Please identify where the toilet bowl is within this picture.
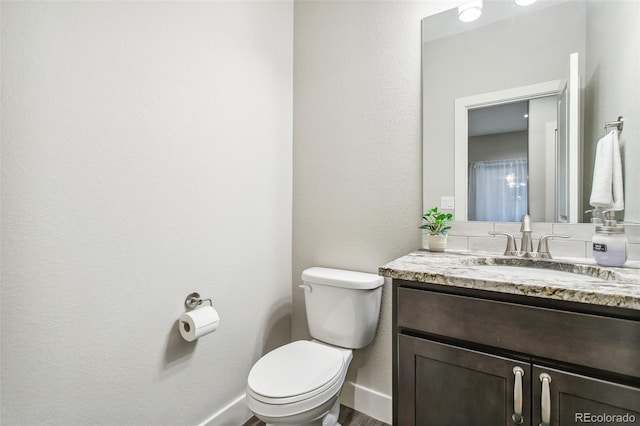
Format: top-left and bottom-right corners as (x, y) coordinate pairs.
(246, 267), (384, 426)
(246, 340), (353, 425)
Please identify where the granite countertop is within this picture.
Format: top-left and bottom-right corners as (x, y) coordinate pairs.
(379, 250), (640, 310)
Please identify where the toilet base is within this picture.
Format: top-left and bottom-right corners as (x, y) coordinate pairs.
(262, 396), (341, 426)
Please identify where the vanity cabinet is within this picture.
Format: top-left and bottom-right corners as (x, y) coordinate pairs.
(393, 281), (640, 426)
(399, 335), (532, 425)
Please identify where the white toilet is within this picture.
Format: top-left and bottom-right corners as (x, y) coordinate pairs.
(246, 267), (384, 426)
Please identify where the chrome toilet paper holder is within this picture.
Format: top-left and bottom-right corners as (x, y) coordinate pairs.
(184, 292), (213, 310)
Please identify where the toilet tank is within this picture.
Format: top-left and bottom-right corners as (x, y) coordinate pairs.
(300, 267), (384, 349)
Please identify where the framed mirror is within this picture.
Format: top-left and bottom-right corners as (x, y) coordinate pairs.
(422, 0), (639, 223)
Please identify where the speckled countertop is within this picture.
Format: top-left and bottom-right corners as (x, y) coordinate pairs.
(379, 250), (640, 310)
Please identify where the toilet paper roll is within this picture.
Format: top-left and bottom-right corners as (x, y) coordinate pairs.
(179, 306), (220, 342)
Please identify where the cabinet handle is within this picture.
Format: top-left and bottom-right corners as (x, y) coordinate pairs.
(512, 366), (524, 424)
(539, 373), (552, 426)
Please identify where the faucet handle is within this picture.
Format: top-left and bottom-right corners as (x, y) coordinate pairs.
(536, 234), (570, 259)
(489, 232), (518, 256)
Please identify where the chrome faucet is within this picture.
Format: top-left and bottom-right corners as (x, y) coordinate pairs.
(488, 231), (519, 256)
(489, 214), (570, 259)
(520, 214), (534, 256)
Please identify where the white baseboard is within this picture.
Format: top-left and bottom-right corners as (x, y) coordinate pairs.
(198, 393), (253, 426)
(198, 383), (391, 426)
(339, 381), (392, 425)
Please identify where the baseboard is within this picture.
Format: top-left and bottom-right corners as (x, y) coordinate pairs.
(339, 381), (392, 424)
(198, 393), (253, 426)
(198, 383), (392, 426)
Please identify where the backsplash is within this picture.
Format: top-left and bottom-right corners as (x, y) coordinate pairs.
(444, 221), (640, 262)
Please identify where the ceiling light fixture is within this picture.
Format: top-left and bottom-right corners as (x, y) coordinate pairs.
(515, 0), (537, 6)
(458, 0), (483, 23)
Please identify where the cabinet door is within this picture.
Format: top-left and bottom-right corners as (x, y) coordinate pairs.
(532, 365), (640, 426)
(398, 334), (531, 426)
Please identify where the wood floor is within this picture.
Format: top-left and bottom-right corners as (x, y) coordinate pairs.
(242, 404), (390, 426)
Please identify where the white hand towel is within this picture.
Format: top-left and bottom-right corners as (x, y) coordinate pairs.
(610, 130), (625, 211)
(589, 130), (624, 211)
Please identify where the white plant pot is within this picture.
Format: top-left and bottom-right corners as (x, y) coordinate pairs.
(421, 232), (430, 250)
(427, 234), (447, 252)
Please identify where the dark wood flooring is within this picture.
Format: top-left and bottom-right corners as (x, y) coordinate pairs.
(242, 404), (389, 426)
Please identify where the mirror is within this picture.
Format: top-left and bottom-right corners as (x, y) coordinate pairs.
(422, 0), (639, 223)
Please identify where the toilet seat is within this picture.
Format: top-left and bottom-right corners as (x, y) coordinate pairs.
(247, 341), (345, 405)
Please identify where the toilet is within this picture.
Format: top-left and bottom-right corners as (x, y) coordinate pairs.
(246, 267), (384, 426)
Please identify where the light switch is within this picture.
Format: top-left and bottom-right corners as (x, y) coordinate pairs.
(440, 196), (455, 209)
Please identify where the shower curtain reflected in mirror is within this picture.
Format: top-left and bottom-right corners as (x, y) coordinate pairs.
(468, 159), (528, 222)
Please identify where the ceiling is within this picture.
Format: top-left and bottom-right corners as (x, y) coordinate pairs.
(468, 101), (529, 137)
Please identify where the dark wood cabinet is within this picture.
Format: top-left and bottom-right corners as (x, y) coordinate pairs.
(531, 366), (640, 426)
(399, 335), (531, 426)
(393, 280), (640, 426)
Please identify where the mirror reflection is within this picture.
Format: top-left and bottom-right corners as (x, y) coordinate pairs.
(422, 0), (639, 223)
(467, 100), (531, 222)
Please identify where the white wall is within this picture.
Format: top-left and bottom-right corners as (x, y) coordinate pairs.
(1, 2), (292, 425)
(292, 1), (454, 423)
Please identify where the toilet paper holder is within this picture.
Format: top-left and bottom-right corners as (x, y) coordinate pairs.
(184, 292), (213, 310)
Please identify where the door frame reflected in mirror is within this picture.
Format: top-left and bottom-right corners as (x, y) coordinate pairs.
(454, 73), (580, 223)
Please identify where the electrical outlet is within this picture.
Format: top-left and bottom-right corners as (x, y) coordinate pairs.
(440, 196), (455, 209)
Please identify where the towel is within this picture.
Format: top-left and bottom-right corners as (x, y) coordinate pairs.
(589, 130), (624, 211)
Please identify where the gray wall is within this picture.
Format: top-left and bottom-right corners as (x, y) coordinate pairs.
(468, 132), (528, 162)
(1, 2), (293, 424)
(584, 0), (640, 223)
(528, 96), (559, 222)
(293, 1), (449, 421)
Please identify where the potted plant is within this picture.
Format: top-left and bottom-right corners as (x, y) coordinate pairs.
(419, 207), (453, 251)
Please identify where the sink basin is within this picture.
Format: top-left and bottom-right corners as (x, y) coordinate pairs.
(473, 264), (595, 281)
(461, 257), (623, 282)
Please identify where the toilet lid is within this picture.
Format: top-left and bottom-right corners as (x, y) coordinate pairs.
(248, 341), (344, 399)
